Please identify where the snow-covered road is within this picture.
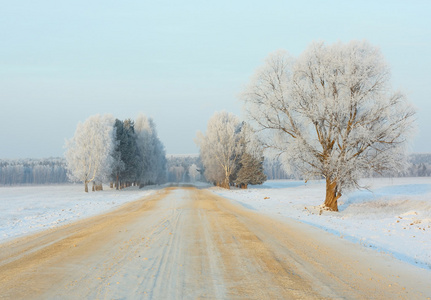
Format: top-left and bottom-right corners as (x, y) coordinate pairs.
(1, 187), (430, 299)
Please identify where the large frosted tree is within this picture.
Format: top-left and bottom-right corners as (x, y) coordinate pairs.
(196, 111), (242, 189)
(65, 114), (116, 192)
(242, 41), (415, 211)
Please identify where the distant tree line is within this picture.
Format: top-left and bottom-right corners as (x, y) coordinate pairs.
(263, 158), (293, 180)
(0, 158), (67, 185)
(1, 153), (430, 186)
(65, 114), (167, 192)
(263, 153), (431, 180)
(396, 153), (431, 177)
(166, 155), (203, 183)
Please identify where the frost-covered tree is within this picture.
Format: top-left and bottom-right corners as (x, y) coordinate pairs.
(263, 157), (292, 180)
(166, 155), (201, 183)
(135, 113), (167, 186)
(0, 158), (68, 185)
(242, 41), (415, 211)
(227, 122), (267, 188)
(188, 163), (200, 182)
(196, 111), (242, 189)
(65, 114), (115, 192)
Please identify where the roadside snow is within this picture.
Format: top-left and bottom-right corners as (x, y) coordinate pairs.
(0, 184), (157, 242)
(212, 177), (431, 269)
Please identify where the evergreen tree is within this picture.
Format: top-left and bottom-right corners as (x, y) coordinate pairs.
(111, 119), (126, 189)
(236, 153), (267, 189)
(111, 119), (139, 188)
(121, 119), (139, 186)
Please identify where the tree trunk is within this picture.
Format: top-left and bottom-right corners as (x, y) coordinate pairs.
(85, 181), (89, 193)
(92, 182), (95, 192)
(324, 178), (341, 211)
(221, 177), (230, 189)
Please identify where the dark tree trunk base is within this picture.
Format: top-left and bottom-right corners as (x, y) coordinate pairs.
(324, 178), (341, 212)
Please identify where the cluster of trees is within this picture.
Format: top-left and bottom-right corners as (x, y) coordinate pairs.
(65, 114), (167, 192)
(0, 158), (67, 185)
(196, 111), (266, 189)
(166, 155), (202, 183)
(400, 154), (431, 177)
(405, 163), (430, 177)
(263, 158), (294, 180)
(241, 40), (415, 211)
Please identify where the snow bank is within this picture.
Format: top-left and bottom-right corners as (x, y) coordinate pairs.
(211, 177), (431, 269)
(0, 184), (158, 242)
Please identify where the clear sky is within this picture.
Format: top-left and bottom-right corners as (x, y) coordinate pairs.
(1, 0), (430, 158)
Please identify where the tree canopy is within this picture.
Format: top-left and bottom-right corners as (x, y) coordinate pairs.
(65, 113), (167, 192)
(65, 114), (116, 192)
(242, 40), (415, 211)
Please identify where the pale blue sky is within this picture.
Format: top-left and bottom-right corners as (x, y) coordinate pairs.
(1, 0), (430, 158)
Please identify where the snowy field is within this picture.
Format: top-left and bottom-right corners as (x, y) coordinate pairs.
(0, 184), (158, 242)
(212, 177), (431, 270)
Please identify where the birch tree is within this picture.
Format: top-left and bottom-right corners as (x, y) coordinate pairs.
(196, 111), (242, 189)
(242, 41), (415, 211)
(65, 114), (115, 192)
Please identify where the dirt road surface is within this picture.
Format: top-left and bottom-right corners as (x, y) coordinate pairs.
(1, 187), (430, 299)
